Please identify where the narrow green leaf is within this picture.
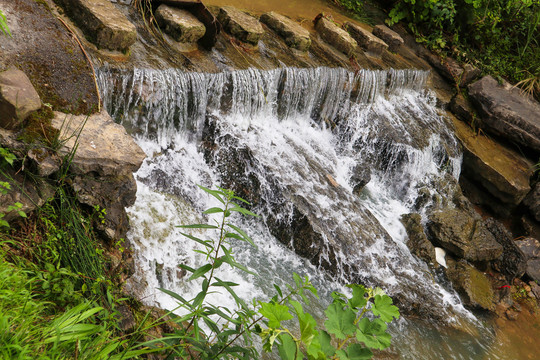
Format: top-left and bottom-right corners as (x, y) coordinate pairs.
(179, 232), (212, 247)
(197, 184), (225, 204)
(189, 264), (212, 281)
(159, 288), (191, 307)
(229, 205), (259, 217)
(274, 284), (283, 298)
(227, 223), (256, 246)
(203, 207), (224, 214)
(177, 224), (219, 229)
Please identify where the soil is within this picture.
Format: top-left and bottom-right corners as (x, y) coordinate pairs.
(0, 0), (99, 114)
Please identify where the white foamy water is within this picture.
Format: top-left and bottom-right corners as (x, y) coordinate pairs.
(98, 66), (499, 359)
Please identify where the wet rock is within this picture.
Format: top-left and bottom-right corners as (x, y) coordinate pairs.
(260, 12), (311, 51)
(484, 218), (527, 281)
(55, 0), (137, 51)
(524, 183), (540, 222)
(116, 305), (137, 333)
(372, 25), (403, 52)
(350, 163), (371, 195)
(452, 116), (532, 206)
(217, 6), (264, 45)
(468, 76), (540, 154)
(505, 308), (519, 320)
(315, 16), (357, 56)
(343, 22), (388, 57)
(461, 64), (482, 86)
(446, 258), (496, 311)
(51, 110), (146, 240)
(530, 281), (540, 299)
(155, 5), (206, 43)
(449, 93), (475, 124)
(427, 208), (503, 262)
(515, 237), (540, 282)
(0, 67), (41, 130)
(401, 213), (437, 266)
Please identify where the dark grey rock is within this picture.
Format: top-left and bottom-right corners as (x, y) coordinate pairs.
(350, 164), (371, 195)
(524, 183), (540, 222)
(401, 213), (437, 266)
(0, 67), (41, 130)
(485, 218), (527, 281)
(515, 237), (540, 282)
(450, 93), (475, 124)
(468, 76), (540, 154)
(427, 208), (503, 262)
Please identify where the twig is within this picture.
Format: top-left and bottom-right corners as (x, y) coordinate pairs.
(55, 16), (101, 112)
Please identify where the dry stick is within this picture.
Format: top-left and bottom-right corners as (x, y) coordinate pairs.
(56, 16), (101, 112)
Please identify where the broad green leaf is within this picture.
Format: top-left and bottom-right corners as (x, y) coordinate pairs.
(336, 349), (349, 360)
(324, 302), (356, 340)
(189, 264), (212, 281)
(372, 295), (400, 322)
(262, 329), (281, 353)
(318, 330), (335, 357)
(356, 318), (391, 350)
(277, 334), (302, 360)
(290, 300), (318, 347)
(346, 344), (373, 360)
(347, 284), (367, 309)
(259, 302), (293, 329)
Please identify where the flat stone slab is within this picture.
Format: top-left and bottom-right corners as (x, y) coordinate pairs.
(452, 116), (532, 206)
(56, 0), (136, 51)
(260, 12), (311, 51)
(217, 6), (264, 45)
(469, 76), (540, 154)
(372, 25), (403, 52)
(155, 5), (206, 43)
(315, 17), (357, 56)
(343, 22), (387, 56)
(0, 67), (41, 130)
(52, 110), (145, 177)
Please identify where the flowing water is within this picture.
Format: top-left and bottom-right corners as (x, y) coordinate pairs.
(97, 66), (513, 359)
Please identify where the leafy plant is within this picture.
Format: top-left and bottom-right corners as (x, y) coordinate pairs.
(0, 9), (10, 37)
(154, 185), (399, 359)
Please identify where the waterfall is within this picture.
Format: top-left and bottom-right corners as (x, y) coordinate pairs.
(97, 65), (499, 359)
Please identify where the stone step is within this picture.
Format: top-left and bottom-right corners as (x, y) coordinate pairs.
(372, 24), (403, 52)
(343, 22), (387, 57)
(452, 115), (532, 207)
(217, 6), (264, 45)
(260, 12), (310, 51)
(155, 5), (206, 43)
(56, 0), (136, 51)
(315, 16), (357, 56)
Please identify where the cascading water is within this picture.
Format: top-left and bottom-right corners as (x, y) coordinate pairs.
(97, 66), (501, 358)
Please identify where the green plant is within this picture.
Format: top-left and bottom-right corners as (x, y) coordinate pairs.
(0, 9), (10, 37)
(153, 185), (399, 359)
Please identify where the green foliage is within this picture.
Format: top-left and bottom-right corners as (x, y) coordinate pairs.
(386, 0), (540, 98)
(333, 0), (374, 24)
(0, 9), (10, 37)
(154, 186), (399, 359)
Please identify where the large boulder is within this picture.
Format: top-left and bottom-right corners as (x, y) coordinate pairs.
(468, 76), (540, 154)
(515, 238), (540, 282)
(452, 116), (532, 207)
(343, 22), (388, 57)
(427, 208), (503, 262)
(0, 67), (41, 130)
(51, 110), (146, 240)
(446, 258), (496, 311)
(260, 12), (311, 51)
(155, 5), (206, 43)
(55, 0), (137, 51)
(315, 16), (357, 56)
(217, 6), (264, 45)
(523, 183), (540, 222)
